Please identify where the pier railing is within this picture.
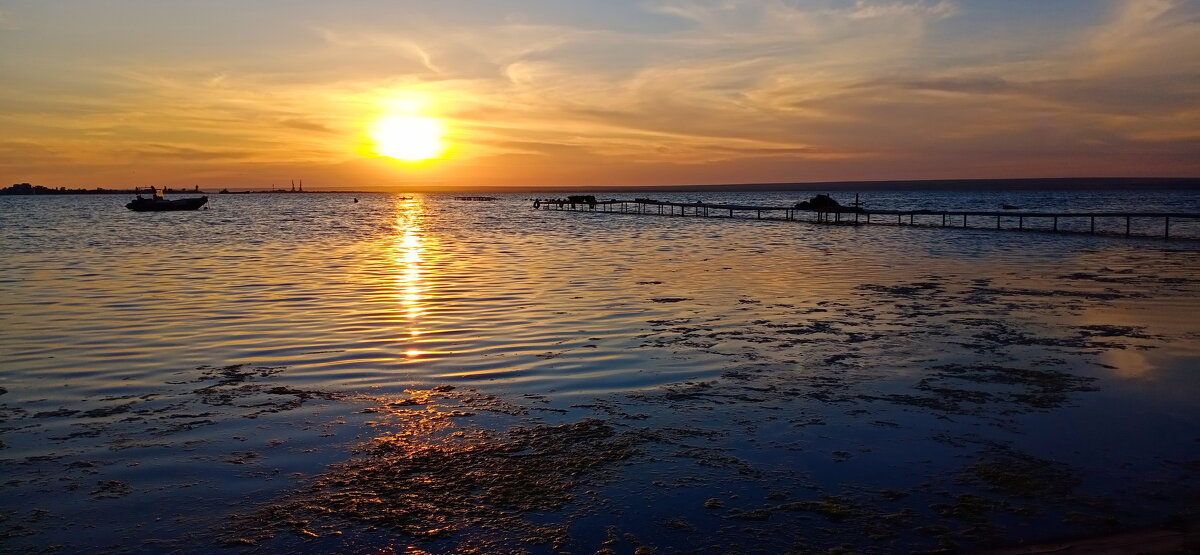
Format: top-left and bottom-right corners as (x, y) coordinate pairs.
(532, 198), (1200, 240)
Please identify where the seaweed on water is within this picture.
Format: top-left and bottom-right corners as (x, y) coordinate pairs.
(90, 480), (134, 499)
(858, 282), (945, 297)
(929, 364), (1099, 409)
(1075, 324), (1158, 340)
(958, 451), (1081, 498)
(863, 364), (1098, 416)
(969, 286), (1136, 302)
(221, 397), (645, 550)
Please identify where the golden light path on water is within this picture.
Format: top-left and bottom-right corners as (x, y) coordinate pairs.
(392, 197), (433, 359)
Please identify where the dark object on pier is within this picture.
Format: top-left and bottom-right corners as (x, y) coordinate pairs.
(567, 195), (598, 207)
(1001, 204), (1020, 210)
(795, 194), (858, 212)
(126, 196), (208, 211)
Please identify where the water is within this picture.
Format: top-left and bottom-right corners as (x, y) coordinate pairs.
(1, 190), (1199, 552)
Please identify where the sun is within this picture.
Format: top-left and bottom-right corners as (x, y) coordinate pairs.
(370, 115), (446, 161)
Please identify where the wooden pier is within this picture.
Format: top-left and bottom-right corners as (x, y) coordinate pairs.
(532, 198), (1200, 240)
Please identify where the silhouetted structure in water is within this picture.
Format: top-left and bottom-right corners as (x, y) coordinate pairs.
(795, 194), (860, 212)
(534, 197), (1200, 240)
(127, 186), (208, 211)
(567, 195), (598, 207)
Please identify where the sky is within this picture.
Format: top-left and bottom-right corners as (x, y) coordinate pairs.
(1, 0), (1198, 190)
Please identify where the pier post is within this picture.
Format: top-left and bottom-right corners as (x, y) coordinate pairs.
(1053, 216), (1058, 232)
(996, 215), (1001, 230)
(963, 214), (967, 228)
(1165, 216), (1170, 240)
(897, 214), (902, 225)
(942, 214), (946, 227)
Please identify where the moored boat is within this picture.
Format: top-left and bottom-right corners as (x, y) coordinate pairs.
(126, 196), (208, 211)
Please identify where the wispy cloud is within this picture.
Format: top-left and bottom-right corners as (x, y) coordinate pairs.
(849, 0), (958, 20)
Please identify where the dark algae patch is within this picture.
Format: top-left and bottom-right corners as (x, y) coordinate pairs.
(960, 452), (1080, 498)
(863, 363), (1099, 415)
(222, 389), (645, 552)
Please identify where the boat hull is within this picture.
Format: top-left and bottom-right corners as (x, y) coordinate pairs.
(126, 196), (208, 212)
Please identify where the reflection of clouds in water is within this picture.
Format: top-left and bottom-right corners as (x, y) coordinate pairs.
(1077, 301), (1198, 380)
(1100, 348), (1156, 379)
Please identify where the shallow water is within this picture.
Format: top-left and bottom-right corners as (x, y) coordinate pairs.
(1, 191), (1199, 553)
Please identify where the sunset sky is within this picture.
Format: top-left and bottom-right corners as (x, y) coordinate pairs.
(1, 0), (1197, 190)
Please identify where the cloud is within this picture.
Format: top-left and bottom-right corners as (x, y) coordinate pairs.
(124, 144), (257, 161)
(849, 0), (958, 21)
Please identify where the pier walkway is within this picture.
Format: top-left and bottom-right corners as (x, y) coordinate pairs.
(533, 198), (1200, 240)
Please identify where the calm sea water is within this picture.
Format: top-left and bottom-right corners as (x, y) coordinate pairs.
(2, 190), (1199, 552)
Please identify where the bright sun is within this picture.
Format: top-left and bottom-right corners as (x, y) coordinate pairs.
(370, 115), (446, 161)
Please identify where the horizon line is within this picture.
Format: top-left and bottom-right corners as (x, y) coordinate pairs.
(190, 176), (1200, 193)
(7, 176), (1200, 195)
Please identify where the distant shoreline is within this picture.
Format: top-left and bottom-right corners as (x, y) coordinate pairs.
(591, 177), (1200, 193)
(481, 176), (1200, 193)
(3, 177), (1198, 195)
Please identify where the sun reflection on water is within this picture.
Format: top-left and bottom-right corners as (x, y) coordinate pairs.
(390, 197), (431, 357)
